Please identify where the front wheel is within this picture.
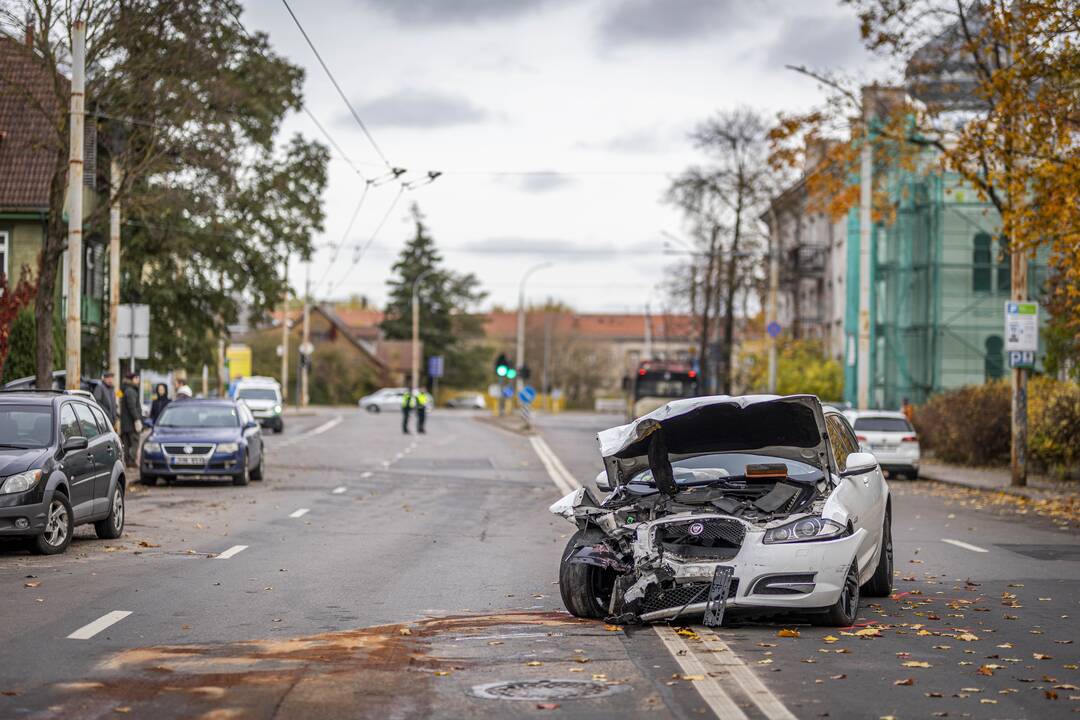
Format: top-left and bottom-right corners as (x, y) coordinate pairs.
(558, 529), (616, 619)
(233, 456), (251, 486)
(815, 560), (861, 627)
(31, 492), (74, 555)
(250, 454), (264, 481)
(94, 484), (125, 539)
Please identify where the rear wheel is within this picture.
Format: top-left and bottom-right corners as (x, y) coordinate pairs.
(94, 484), (125, 540)
(559, 529), (616, 619)
(862, 505), (893, 597)
(140, 473), (158, 486)
(367, 405), (380, 414)
(31, 492), (74, 555)
(815, 560), (860, 627)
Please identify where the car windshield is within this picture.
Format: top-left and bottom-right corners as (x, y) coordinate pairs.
(156, 404), (239, 428)
(237, 388), (278, 401)
(853, 417), (913, 432)
(0, 405), (53, 448)
(630, 452), (821, 486)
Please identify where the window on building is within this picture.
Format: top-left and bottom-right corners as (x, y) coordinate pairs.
(0, 230), (8, 280)
(985, 335), (1004, 380)
(997, 236), (1011, 293)
(972, 233), (992, 292)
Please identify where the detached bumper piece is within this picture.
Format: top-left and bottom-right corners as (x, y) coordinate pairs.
(703, 565), (734, 627)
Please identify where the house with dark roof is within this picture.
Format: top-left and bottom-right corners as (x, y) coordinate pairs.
(0, 31), (106, 336)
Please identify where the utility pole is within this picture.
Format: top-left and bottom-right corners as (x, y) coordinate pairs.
(411, 269), (434, 391)
(108, 158), (121, 384)
(767, 208), (779, 394)
(856, 88), (874, 410)
(1010, 253), (1029, 486)
(64, 21), (86, 390)
(516, 263), (551, 394)
(300, 262), (311, 407)
(280, 256), (289, 402)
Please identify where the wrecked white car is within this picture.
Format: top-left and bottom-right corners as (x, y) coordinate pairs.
(551, 394), (892, 627)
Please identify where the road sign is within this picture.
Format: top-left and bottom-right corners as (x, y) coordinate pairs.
(1008, 350), (1035, 369)
(501, 385), (514, 399)
(117, 304), (149, 359)
(428, 355), (444, 378)
(518, 385), (536, 405)
(1004, 301), (1038, 352)
(766, 321), (781, 339)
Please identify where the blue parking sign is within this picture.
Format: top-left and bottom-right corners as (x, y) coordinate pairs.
(518, 386), (536, 405)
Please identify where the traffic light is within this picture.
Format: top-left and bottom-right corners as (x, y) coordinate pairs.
(519, 365), (531, 381)
(495, 353), (510, 377)
(506, 367), (517, 380)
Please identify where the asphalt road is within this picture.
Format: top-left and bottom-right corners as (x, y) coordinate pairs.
(0, 407), (1077, 719)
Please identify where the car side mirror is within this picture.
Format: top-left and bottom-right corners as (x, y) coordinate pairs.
(244, 420), (258, 430)
(143, 417), (154, 429)
(842, 451), (878, 476)
(594, 469), (612, 492)
(62, 436), (89, 453)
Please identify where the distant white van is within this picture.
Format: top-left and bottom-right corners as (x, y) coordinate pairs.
(233, 376), (284, 433)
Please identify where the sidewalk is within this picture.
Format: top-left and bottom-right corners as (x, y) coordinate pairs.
(919, 460), (1079, 500)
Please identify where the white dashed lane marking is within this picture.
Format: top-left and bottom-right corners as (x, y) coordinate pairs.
(331, 486), (347, 495)
(942, 538), (989, 553)
(289, 508), (310, 518)
(275, 415), (343, 448)
(67, 611), (132, 640)
(360, 471), (372, 479)
(215, 544), (248, 560)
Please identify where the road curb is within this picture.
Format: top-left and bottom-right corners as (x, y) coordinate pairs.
(473, 414), (536, 437)
(919, 471), (1079, 501)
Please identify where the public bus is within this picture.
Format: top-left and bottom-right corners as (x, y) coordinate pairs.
(625, 360), (699, 420)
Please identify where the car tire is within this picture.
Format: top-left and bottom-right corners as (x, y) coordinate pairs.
(250, 454), (264, 481)
(815, 560), (860, 627)
(140, 473), (157, 486)
(94, 484), (125, 540)
(907, 470), (919, 480)
(367, 405), (380, 414)
(273, 423), (283, 434)
(862, 506), (893, 597)
(233, 457), (251, 486)
(558, 529), (616, 619)
(30, 491), (74, 555)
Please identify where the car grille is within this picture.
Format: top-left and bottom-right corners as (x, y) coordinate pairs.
(163, 444), (214, 455)
(642, 579), (740, 614)
(654, 519), (746, 560)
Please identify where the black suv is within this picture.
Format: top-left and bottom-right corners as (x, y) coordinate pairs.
(0, 391), (126, 554)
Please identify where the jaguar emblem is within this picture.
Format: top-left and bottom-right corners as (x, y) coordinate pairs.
(688, 522), (705, 536)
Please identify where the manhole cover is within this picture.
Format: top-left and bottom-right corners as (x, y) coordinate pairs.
(469, 679), (627, 701)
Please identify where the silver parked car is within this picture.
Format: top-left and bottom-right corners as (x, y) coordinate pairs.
(358, 387), (408, 413)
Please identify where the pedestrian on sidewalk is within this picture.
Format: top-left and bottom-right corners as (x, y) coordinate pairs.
(150, 383), (170, 422)
(93, 371), (118, 429)
(120, 372), (143, 467)
(401, 389), (414, 434)
(416, 389), (430, 434)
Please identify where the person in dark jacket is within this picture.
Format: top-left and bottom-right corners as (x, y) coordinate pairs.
(92, 371), (118, 429)
(149, 383), (170, 422)
(120, 373), (143, 466)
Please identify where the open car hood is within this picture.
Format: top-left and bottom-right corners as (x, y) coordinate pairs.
(598, 394), (831, 488)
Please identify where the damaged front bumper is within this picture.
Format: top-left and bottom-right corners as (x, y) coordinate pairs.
(627, 519), (865, 622)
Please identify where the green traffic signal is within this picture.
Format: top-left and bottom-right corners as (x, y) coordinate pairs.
(496, 366), (508, 377)
(506, 368), (517, 379)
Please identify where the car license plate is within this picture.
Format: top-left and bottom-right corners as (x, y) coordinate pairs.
(172, 456), (204, 466)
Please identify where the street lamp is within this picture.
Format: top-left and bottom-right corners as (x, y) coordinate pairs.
(515, 262), (552, 393)
(411, 269), (435, 391)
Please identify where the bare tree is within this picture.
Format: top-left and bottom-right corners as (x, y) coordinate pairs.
(666, 108), (775, 393)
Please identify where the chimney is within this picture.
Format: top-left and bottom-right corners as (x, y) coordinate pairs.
(24, 13), (33, 47)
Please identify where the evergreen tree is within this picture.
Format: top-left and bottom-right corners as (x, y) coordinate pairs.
(381, 204), (488, 389)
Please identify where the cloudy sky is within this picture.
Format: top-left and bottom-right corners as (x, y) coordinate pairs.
(239, 0), (884, 313)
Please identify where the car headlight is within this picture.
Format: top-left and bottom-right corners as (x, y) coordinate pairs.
(273, 404), (282, 414)
(0, 469), (43, 494)
(763, 517), (848, 544)
(217, 442), (240, 454)
(143, 441), (161, 453)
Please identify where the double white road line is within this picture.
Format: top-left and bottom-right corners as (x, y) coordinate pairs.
(528, 431), (796, 720)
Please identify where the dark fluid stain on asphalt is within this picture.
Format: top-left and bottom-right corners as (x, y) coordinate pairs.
(37, 611), (588, 720)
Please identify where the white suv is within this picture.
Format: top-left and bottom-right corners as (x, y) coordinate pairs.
(233, 378), (284, 433)
(844, 410), (920, 479)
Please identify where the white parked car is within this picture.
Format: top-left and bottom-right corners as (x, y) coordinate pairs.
(446, 393), (486, 410)
(358, 387), (407, 413)
(843, 410), (920, 479)
(552, 394), (891, 627)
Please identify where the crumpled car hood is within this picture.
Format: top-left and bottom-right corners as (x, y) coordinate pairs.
(598, 394), (830, 487)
